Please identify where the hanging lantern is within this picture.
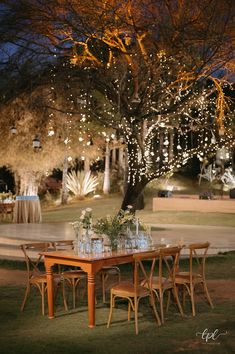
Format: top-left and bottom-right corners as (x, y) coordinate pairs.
(10, 126), (17, 134)
(32, 136), (41, 150)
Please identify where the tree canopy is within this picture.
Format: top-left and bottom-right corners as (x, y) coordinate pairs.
(0, 0), (234, 207)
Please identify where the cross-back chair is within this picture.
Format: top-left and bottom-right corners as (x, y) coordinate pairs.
(175, 242), (214, 316)
(107, 251), (161, 335)
(52, 240), (87, 310)
(20, 242), (63, 315)
(99, 266), (121, 303)
(142, 246), (184, 324)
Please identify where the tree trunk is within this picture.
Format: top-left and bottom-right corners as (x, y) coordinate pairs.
(121, 176), (149, 211)
(112, 147), (116, 166)
(61, 155), (68, 205)
(118, 146), (125, 168)
(19, 171), (40, 196)
(84, 157), (90, 173)
(103, 142), (110, 194)
(14, 171), (20, 195)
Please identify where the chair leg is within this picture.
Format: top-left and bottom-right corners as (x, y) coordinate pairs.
(101, 273), (108, 303)
(134, 297), (139, 335)
(72, 279), (76, 309)
(202, 281), (214, 308)
(182, 286), (187, 308)
(21, 283), (31, 311)
(159, 290), (165, 324)
(150, 292), (161, 326)
(190, 283), (196, 316)
(62, 281), (68, 312)
(41, 283), (45, 316)
(128, 302), (131, 321)
(172, 285), (184, 317)
(107, 292), (114, 328)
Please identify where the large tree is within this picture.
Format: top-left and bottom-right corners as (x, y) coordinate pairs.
(0, 0), (234, 209)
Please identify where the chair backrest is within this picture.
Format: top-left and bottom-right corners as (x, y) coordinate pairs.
(133, 247), (182, 292)
(52, 240), (74, 251)
(20, 242), (51, 279)
(158, 246), (182, 285)
(188, 242), (210, 279)
(133, 251), (159, 294)
(52, 240), (75, 273)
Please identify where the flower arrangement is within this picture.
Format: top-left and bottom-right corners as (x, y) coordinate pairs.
(79, 207), (92, 229)
(93, 214), (123, 249)
(70, 207), (93, 237)
(118, 205), (135, 228)
(93, 205), (137, 249)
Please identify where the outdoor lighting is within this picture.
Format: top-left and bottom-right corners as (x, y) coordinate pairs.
(10, 126), (17, 134)
(32, 136), (41, 151)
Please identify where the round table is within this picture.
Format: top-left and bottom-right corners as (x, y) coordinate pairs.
(13, 196), (42, 223)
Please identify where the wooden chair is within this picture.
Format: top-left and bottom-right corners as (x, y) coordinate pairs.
(141, 246), (184, 324)
(99, 266), (121, 303)
(52, 240), (87, 310)
(0, 203), (14, 221)
(20, 242), (63, 315)
(107, 251), (161, 335)
(175, 242), (214, 316)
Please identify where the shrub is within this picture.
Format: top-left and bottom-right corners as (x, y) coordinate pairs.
(66, 170), (98, 199)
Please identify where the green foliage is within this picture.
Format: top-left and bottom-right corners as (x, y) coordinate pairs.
(93, 206), (136, 248)
(66, 170), (99, 199)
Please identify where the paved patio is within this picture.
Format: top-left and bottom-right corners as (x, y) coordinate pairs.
(0, 222), (234, 259)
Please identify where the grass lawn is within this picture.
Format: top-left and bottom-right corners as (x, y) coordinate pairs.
(0, 191), (234, 353)
(0, 252), (235, 354)
(41, 194), (235, 227)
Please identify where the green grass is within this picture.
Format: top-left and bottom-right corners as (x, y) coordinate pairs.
(40, 194), (235, 227)
(0, 288), (234, 354)
(0, 253), (235, 354)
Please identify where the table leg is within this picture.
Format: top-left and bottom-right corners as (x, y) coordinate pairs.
(45, 263), (54, 319)
(87, 273), (95, 328)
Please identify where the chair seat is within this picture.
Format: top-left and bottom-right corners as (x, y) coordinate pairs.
(175, 272), (203, 284)
(30, 273), (61, 284)
(100, 266), (120, 275)
(30, 274), (47, 284)
(62, 270), (87, 279)
(141, 276), (172, 290)
(112, 281), (149, 297)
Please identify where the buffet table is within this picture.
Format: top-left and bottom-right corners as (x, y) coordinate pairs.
(13, 195), (42, 223)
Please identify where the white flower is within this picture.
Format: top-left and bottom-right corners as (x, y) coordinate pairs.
(80, 215), (85, 220)
(81, 210), (86, 215)
(86, 207), (92, 212)
(127, 205), (133, 209)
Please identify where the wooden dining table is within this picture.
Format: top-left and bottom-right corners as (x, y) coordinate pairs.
(42, 247), (153, 328)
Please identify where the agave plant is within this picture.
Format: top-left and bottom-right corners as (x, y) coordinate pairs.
(66, 170), (99, 198)
(221, 168), (235, 190)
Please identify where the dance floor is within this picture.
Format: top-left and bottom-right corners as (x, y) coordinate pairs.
(0, 222), (234, 259)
